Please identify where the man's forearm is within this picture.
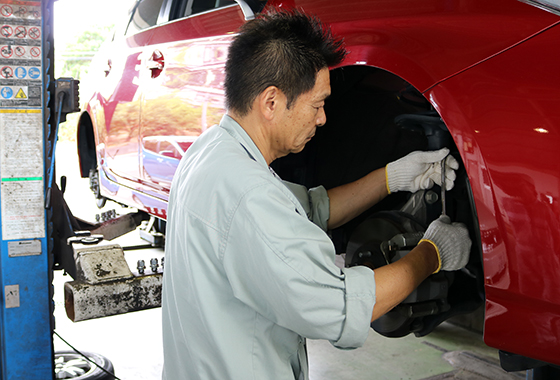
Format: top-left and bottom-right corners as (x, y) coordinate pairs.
(370, 241), (439, 321)
(326, 167), (388, 229)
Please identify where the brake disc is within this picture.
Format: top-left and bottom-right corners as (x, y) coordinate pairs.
(344, 211), (452, 338)
(345, 211), (424, 268)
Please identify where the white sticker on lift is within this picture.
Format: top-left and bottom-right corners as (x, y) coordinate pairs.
(0, 109), (42, 177)
(0, 109), (44, 240)
(5, 284), (20, 308)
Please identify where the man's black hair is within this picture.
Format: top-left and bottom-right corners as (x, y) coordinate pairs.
(225, 8), (346, 116)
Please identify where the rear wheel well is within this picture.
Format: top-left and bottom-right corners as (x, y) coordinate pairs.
(77, 112), (97, 178)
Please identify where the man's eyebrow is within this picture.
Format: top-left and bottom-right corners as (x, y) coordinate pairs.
(317, 92), (331, 102)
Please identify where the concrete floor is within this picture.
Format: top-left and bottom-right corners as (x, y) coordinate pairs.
(54, 265), (526, 380)
(53, 142), (527, 379)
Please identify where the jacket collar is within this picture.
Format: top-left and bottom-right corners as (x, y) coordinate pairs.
(219, 114), (269, 168)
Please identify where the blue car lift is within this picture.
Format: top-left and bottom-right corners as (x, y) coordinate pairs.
(0, 0), (55, 377)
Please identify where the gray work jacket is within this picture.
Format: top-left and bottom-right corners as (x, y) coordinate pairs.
(162, 115), (376, 380)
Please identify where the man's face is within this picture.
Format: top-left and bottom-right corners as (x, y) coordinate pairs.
(273, 68), (330, 158)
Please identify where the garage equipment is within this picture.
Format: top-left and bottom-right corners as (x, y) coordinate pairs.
(64, 239), (163, 322)
(0, 1), (150, 377)
(0, 1), (54, 378)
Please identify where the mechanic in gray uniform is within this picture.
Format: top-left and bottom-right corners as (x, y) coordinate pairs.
(162, 9), (471, 380)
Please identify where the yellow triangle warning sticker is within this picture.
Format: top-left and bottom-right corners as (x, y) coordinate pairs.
(15, 88), (27, 99)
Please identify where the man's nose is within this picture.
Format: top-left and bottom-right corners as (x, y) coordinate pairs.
(316, 107), (327, 127)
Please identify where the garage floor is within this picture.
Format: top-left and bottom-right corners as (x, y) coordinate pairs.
(54, 142), (527, 380)
(53, 266), (526, 380)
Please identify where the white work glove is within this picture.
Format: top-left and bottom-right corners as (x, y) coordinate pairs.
(420, 215), (471, 273)
(385, 148), (459, 194)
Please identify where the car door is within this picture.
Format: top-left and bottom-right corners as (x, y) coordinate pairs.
(137, 0), (249, 199)
(96, 0), (165, 186)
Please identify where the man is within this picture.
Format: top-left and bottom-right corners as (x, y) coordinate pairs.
(162, 9), (471, 380)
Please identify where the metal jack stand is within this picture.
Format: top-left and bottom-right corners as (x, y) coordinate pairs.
(139, 215), (165, 247)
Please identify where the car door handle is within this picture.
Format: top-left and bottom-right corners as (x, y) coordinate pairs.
(146, 60), (163, 70)
(147, 50), (164, 78)
(104, 59), (112, 77)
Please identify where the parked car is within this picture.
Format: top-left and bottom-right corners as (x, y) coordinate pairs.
(76, 0), (560, 374)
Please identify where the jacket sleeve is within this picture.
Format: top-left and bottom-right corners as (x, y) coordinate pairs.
(281, 180), (330, 231)
(222, 180), (375, 348)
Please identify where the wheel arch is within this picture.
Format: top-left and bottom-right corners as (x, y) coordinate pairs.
(317, 62), (487, 335)
(340, 44), (438, 95)
(424, 80), (502, 267)
(76, 111), (98, 179)
(340, 52), (490, 267)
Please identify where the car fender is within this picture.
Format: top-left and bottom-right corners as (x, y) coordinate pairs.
(424, 22), (560, 365)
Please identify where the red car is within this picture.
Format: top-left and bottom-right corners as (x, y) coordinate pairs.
(76, 0), (560, 374)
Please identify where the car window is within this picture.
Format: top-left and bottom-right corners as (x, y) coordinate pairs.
(144, 139), (160, 153)
(160, 143), (181, 159)
(187, 0), (236, 17)
(167, 0), (267, 21)
(126, 0), (166, 36)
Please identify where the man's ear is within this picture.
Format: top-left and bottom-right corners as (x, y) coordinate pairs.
(258, 86), (282, 121)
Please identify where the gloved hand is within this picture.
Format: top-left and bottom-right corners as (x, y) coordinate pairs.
(420, 215), (472, 273)
(385, 148), (459, 194)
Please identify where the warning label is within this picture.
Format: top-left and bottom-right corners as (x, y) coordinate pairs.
(0, 1), (41, 107)
(0, 85), (26, 99)
(0, 65), (40, 79)
(0, 84), (40, 106)
(0, 45), (41, 60)
(0, 2), (40, 21)
(0, 24), (40, 41)
(14, 86), (24, 97)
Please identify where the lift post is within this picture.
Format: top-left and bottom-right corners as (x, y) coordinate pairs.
(0, 0), (54, 378)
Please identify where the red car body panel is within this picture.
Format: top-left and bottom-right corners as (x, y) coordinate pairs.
(86, 6), (246, 217)
(427, 22), (560, 364)
(300, 0), (560, 93)
(81, 0), (560, 367)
